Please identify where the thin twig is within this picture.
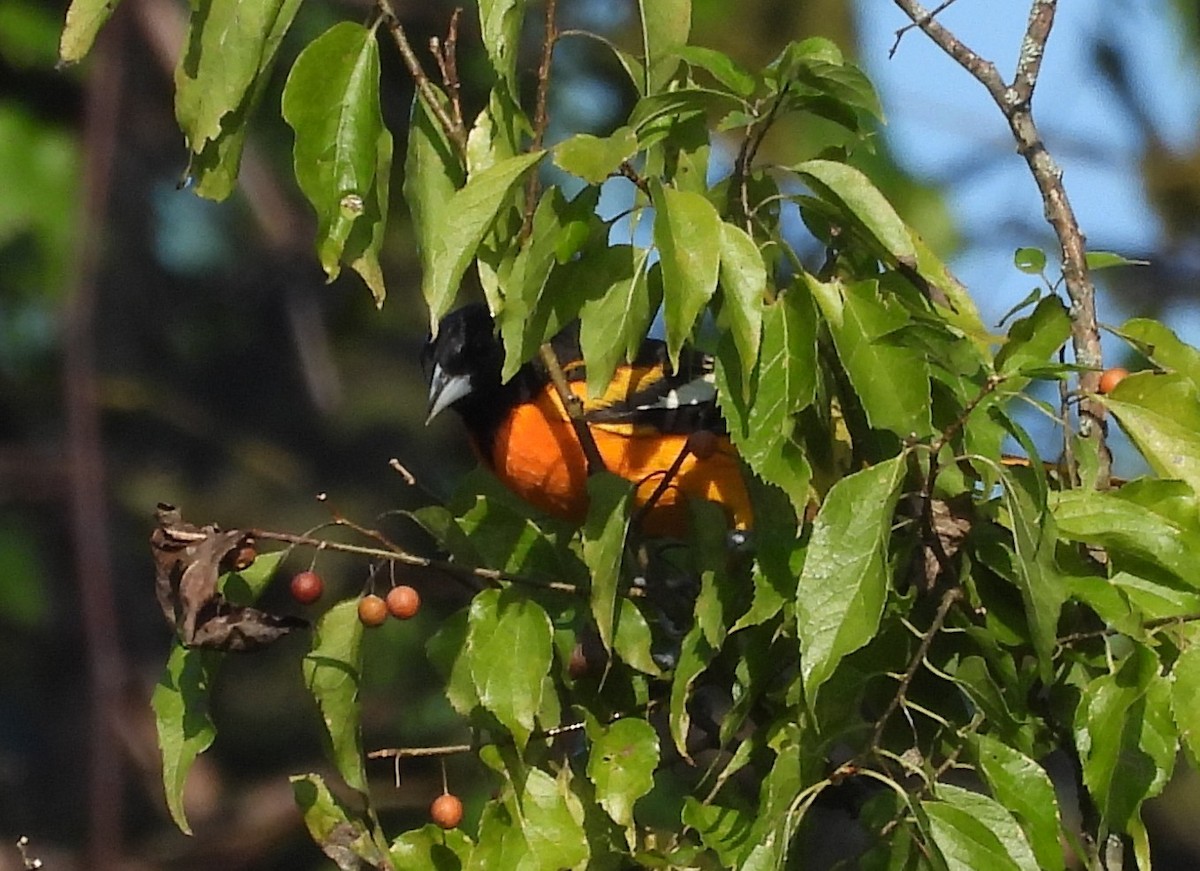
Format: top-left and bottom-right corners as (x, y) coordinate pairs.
(869, 587), (964, 751)
(537, 344), (608, 476)
(522, 0), (558, 240)
(891, 0), (1110, 485)
(248, 526), (643, 598)
(1056, 612), (1200, 647)
(376, 0), (467, 158)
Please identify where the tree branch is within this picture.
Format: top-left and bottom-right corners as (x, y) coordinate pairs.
(376, 0), (468, 159)
(891, 0), (1110, 485)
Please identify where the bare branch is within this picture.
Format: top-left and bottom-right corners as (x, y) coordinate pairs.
(891, 0), (1110, 484)
(376, 0), (467, 158)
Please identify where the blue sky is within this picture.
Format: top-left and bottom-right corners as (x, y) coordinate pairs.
(857, 1), (1200, 328)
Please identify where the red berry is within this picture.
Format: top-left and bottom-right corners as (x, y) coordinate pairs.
(357, 594), (388, 627)
(385, 585), (421, 620)
(1098, 367), (1130, 394)
(431, 792), (464, 829)
(289, 571), (324, 605)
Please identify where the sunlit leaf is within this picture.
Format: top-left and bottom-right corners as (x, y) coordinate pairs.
(587, 717), (659, 826)
(58, 0), (119, 64)
(303, 599), (367, 794)
(553, 127), (639, 184)
(924, 784), (1034, 871)
(423, 150), (545, 332)
(1075, 644), (1177, 833)
(973, 735), (1064, 871)
(995, 296), (1070, 377)
(152, 643), (217, 834)
(467, 588), (553, 749)
(797, 455), (905, 704)
(793, 159), (916, 265)
(652, 179), (721, 368)
(176, 0), (302, 199)
(581, 474), (633, 655)
(639, 0), (690, 93)
(1013, 247), (1046, 275)
(282, 22), (392, 302)
(717, 221), (766, 390)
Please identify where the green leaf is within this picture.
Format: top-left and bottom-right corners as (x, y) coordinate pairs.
(997, 467), (1064, 683)
(973, 735), (1064, 871)
(1115, 318), (1200, 389)
(467, 588), (554, 749)
(678, 45), (756, 96)
(740, 724), (809, 870)
(175, 0), (302, 199)
(425, 608), (479, 715)
(586, 717), (659, 826)
(581, 474), (634, 655)
(58, 0), (119, 64)
(477, 0), (524, 95)
(995, 296), (1071, 377)
(152, 643), (217, 834)
(1013, 247), (1046, 275)
(717, 221), (766, 389)
(303, 599), (367, 794)
(652, 179), (722, 368)
(628, 88), (742, 136)
(793, 159), (917, 265)
(1100, 373), (1200, 495)
(282, 22), (392, 303)
(1076, 644), (1178, 833)
(423, 150), (545, 332)
(405, 89), (465, 322)
(797, 455), (906, 704)
(682, 797), (755, 868)
(1086, 250), (1149, 270)
(810, 276), (933, 437)
(639, 0), (690, 93)
(391, 823), (474, 870)
(497, 185), (600, 380)
(292, 772), (389, 869)
(553, 128), (638, 184)
(924, 784), (1034, 871)
(1170, 632), (1200, 770)
(1051, 485), (1200, 590)
(612, 598), (662, 676)
(717, 287), (816, 515)
(578, 246), (658, 399)
(669, 622), (714, 759)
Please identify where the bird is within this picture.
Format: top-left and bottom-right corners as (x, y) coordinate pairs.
(423, 303), (752, 537)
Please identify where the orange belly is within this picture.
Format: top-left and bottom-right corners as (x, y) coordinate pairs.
(488, 385), (752, 537)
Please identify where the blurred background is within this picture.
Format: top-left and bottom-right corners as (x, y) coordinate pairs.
(3, 0), (1200, 867)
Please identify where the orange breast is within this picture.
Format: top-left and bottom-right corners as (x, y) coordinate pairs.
(488, 385), (753, 537)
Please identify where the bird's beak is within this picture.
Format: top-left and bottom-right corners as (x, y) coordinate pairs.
(426, 364), (473, 425)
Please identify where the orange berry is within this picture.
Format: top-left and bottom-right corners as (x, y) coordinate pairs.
(289, 571), (324, 605)
(1098, 367), (1129, 394)
(357, 594), (388, 627)
(385, 585), (421, 620)
(431, 792), (464, 829)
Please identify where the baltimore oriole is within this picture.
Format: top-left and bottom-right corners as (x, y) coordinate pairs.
(423, 303), (752, 537)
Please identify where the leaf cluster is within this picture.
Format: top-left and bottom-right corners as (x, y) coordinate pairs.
(58, 0), (1200, 866)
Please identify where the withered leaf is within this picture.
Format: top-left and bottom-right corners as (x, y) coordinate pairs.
(151, 503), (305, 651)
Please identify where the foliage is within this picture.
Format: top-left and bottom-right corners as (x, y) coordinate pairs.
(60, 0), (1200, 867)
